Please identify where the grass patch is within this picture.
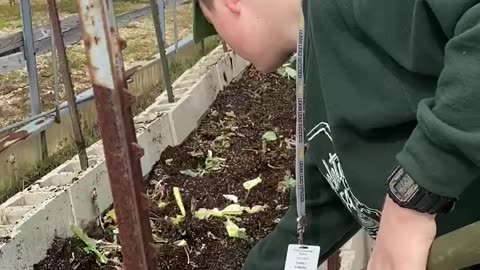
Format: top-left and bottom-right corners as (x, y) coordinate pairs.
(0, 0), (150, 34)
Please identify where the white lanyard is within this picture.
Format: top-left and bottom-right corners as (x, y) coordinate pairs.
(284, 10), (321, 270)
(295, 9), (307, 245)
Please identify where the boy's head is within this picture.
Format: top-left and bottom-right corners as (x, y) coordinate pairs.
(193, 0), (299, 72)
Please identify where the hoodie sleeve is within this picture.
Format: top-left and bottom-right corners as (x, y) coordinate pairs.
(396, 3), (480, 198)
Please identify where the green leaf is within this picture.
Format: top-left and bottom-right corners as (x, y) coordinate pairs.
(285, 175), (296, 189)
(284, 67), (297, 79)
(262, 131), (278, 141)
(70, 225), (108, 265)
(243, 176), (262, 191)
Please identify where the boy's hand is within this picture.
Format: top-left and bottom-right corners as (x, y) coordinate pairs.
(367, 196), (436, 270)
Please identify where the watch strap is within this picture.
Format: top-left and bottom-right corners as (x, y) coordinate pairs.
(387, 166), (456, 214)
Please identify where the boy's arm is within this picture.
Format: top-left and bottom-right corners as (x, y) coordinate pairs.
(395, 2), (480, 203)
(369, 3), (480, 270)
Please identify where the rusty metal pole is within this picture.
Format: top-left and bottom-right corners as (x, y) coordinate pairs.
(150, 0), (175, 103)
(47, 0), (89, 170)
(75, 0), (156, 269)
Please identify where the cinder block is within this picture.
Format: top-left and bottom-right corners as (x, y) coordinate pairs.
(167, 95), (197, 145)
(187, 68), (222, 116)
(0, 190), (74, 270)
(2, 206), (34, 225)
(174, 80), (196, 90)
(215, 53), (235, 89)
(3, 192), (54, 208)
(231, 51), (251, 77)
(173, 87), (190, 95)
(37, 172), (78, 187)
(86, 144), (105, 158)
(67, 162), (111, 227)
(138, 113), (173, 175)
(58, 160), (88, 173)
(0, 225), (13, 237)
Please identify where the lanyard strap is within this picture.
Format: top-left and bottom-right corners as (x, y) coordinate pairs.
(295, 10), (307, 245)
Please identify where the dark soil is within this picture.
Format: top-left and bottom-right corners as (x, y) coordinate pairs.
(34, 66), (296, 270)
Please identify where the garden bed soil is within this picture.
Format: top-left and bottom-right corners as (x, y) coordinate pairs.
(33, 66), (296, 270)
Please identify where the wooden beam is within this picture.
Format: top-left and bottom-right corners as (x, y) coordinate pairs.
(0, 6), (152, 74)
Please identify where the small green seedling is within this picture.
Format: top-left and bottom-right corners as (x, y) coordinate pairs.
(180, 150), (226, 177)
(71, 225), (108, 265)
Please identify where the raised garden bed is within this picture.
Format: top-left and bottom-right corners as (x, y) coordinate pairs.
(33, 66), (296, 270)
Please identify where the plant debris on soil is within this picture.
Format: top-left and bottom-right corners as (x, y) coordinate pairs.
(34, 66), (296, 270)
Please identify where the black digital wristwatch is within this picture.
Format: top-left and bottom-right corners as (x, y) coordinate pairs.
(386, 165), (456, 215)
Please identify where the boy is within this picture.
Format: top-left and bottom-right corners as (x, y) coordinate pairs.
(192, 0), (480, 269)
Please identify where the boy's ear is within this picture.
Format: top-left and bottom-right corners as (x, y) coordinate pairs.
(223, 0), (241, 14)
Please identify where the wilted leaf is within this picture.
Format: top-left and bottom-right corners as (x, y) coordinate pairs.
(152, 234), (168, 243)
(223, 194), (239, 203)
(194, 208), (223, 220)
(158, 201), (169, 209)
(174, 239), (187, 247)
(245, 205), (269, 214)
(170, 215), (185, 225)
(221, 204), (244, 216)
(225, 111), (236, 118)
(104, 209), (116, 224)
(189, 151), (204, 157)
(243, 176), (262, 191)
(262, 131), (277, 141)
(224, 219), (247, 239)
(170, 187), (186, 224)
(173, 187), (186, 217)
(180, 169), (201, 177)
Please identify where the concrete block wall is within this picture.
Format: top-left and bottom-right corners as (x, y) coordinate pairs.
(0, 45), (250, 270)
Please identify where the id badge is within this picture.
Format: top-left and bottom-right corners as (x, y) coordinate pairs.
(284, 244), (321, 270)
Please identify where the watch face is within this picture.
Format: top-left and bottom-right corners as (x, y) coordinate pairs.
(390, 174), (418, 202)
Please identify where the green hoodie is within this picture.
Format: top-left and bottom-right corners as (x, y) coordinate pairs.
(303, 0), (480, 237)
